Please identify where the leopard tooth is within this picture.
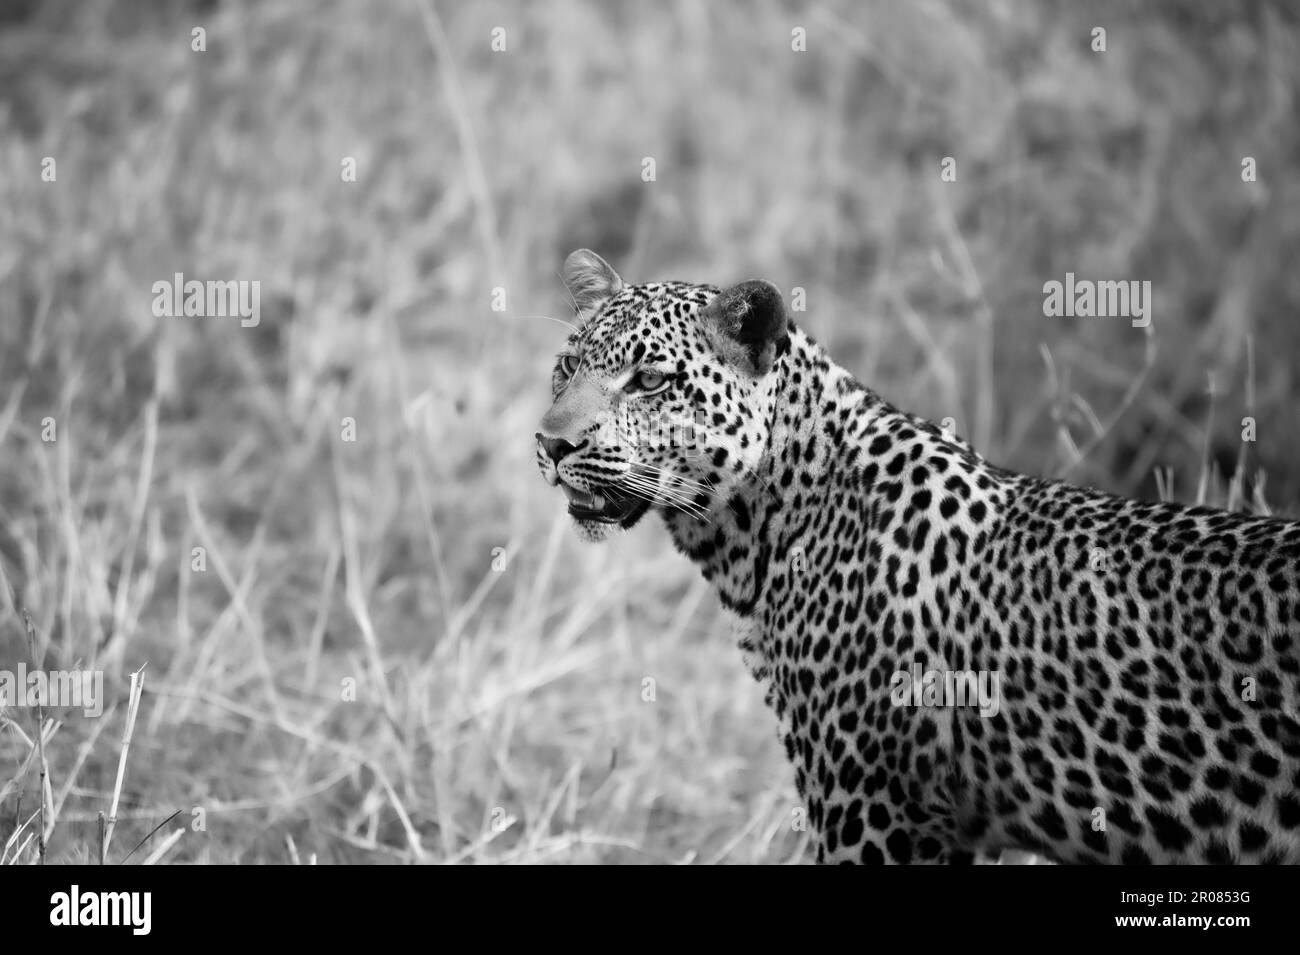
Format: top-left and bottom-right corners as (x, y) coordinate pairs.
(562, 483), (604, 509)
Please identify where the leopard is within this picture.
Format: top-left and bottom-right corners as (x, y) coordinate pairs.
(535, 248), (1300, 864)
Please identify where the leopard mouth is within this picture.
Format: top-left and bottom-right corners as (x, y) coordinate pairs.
(560, 481), (650, 526)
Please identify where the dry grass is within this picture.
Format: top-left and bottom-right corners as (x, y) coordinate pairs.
(0, 0), (1297, 863)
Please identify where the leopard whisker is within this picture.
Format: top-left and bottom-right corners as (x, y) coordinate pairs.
(618, 476), (704, 514)
(632, 463), (720, 500)
(527, 313), (582, 334)
(616, 474), (712, 522)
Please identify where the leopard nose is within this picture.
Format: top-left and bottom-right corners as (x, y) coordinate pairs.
(536, 433), (587, 464)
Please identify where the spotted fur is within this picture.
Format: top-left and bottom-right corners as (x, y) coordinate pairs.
(536, 250), (1300, 864)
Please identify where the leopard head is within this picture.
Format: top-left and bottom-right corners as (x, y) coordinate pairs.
(536, 250), (790, 541)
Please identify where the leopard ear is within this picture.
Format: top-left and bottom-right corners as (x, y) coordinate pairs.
(700, 280), (791, 377)
(563, 249), (623, 319)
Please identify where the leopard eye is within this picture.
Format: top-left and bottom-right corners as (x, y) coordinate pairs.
(558, 354), (579, 377)
(626, 370), (670, 395)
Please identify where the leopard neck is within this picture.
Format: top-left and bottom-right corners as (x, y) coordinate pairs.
(661, 325), (886, 614)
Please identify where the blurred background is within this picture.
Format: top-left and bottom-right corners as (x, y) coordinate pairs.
(0, 0), (1297, 863)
